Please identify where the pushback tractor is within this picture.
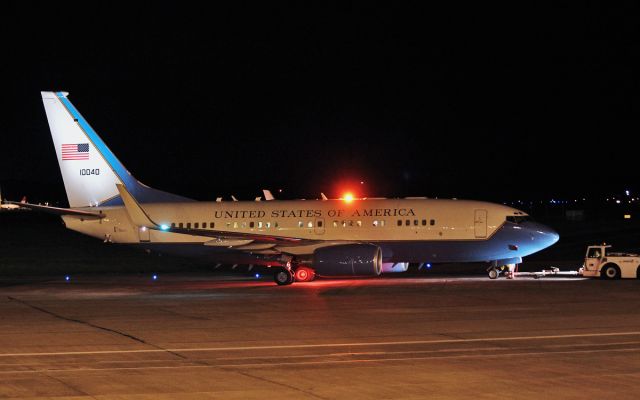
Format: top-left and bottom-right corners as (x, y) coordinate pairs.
(581, 245), (640, 279)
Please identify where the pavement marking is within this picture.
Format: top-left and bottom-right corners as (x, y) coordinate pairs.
(1, 346), (640, 374)
(2, 330), (640, 357)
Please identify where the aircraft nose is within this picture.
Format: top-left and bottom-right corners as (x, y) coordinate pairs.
(523, 221), (560, 248)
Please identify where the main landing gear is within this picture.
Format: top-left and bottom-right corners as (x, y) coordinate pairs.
(274, 269), (294, 285)
(273, 264), (317, 286)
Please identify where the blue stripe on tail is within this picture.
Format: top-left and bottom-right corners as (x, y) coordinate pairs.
(55, 92), (193, 205)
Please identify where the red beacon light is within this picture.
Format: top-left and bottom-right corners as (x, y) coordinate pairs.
(342, 192), (354, 203)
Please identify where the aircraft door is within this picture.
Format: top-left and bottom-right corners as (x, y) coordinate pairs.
(474, 209), (487, 238)
(314, 218), (325, 235)
(138, 226), (151, 242)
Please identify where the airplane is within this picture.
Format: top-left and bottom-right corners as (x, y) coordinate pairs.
(8, 91), (559, 285)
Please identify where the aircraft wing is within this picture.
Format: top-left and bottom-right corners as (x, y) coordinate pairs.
(5, 201), (105, 219)
(163, 225), (309, 244)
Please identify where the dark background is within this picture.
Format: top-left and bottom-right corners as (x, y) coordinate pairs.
(3, 2), (640, 205)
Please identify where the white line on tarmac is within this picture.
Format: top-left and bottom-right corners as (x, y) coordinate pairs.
(2, 331), (640, 358)
(1, 346), (640, 374)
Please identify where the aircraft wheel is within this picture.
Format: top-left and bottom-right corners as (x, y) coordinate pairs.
(274, 269), (294, 285)
(295, 266), (316, 282)
(601, 264), (620, 280)
(488, 268), (499, 280)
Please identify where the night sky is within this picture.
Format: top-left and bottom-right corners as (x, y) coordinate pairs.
(3, 3), (640, 205)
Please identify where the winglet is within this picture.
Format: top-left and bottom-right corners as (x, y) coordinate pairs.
(115, 184), (156, 227)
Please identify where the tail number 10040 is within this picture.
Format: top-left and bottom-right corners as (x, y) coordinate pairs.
(80, 169), (100, 176)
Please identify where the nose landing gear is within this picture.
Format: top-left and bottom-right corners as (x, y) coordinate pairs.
(487, 264), (517, 279)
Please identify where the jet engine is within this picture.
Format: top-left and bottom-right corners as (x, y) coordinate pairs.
(312, 244), (383, 277)
(381, 262), (409, 273)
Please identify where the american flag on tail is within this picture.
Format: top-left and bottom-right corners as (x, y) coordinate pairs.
(61, 143), (90, 160)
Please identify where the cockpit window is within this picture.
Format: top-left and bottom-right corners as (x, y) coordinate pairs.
(506, 216), (531, 224)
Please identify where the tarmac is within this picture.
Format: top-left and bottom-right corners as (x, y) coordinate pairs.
(1, 273), (640, 399)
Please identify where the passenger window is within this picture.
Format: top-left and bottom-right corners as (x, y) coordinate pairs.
(307, 221), (313, 228)
(405, 220), (410, 226)
(380, 220), (385, 227)
(373, 220), (378, 227)
(430, 219), (435, 226)
(333, 221), (339, 228)
(397, 220), (402, 226)
(275, 222), (279, 228)
(422, 219), (427, 226)
(250, 221), (255, 228)
(210, 222), (215, 228)
(187, 222), (191, 229)
(298, 221), (304, 228)
(171, 223), (176, 228)
(317, 220), (323, 227)
(266, 222), (271, 228)
(241, 222), (247, 228)
(356, 221), (362, 227)
(194, 222), (199, 229)
(258, 221), (263, 228)
(233, 222), (238, 228)
(414, 220), (418, 226)
(178, 222), (183, 228)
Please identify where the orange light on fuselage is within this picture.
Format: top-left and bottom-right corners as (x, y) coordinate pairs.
(343, 193), (354, 203)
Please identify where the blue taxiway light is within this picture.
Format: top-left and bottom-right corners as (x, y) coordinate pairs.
(152, 274), (158, 280)
(255, 273), (261, 279)
(65, 275), (70, 281)
(426, 263), (432, 269)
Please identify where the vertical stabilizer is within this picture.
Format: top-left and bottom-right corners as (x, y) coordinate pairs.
(41, 91), (192, 207)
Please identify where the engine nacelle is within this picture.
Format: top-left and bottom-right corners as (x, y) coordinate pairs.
(312, 244), (383, 277)
(381, 262), (409, 273)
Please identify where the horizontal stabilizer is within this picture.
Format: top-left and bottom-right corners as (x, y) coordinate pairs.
(6, 201), (104, 219)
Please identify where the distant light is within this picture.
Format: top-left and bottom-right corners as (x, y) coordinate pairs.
(255, 273), (261, 279)
(160, 224), (169, 231)
(65, 275), (70, 281)
(626, 190), (630, 196)
(360, 181), (364, 185)
(152, 274), (158, 280)
(616, 200), (621, 204)
(343, 193), (354, 203)
(426, 263), (432, 269)
(140, 226), (147, 232)
(624, 214), (632, 219)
